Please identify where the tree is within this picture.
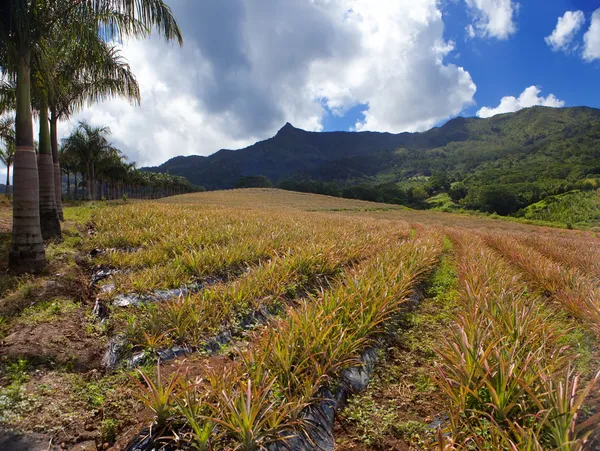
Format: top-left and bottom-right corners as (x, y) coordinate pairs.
(449, 182), (468, 202)
(0, 0), (182, 273)
(462, 185), (520, 216)
(44, 28), (140, 220)
(63, 122), (113, 200)
(34, 80), (62, 238)
(0, 129), (15, 197)
(61, 122), (197, 201)
(428, 170), (450, 193)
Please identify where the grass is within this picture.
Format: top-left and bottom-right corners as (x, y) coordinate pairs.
(0, 190), (598, 449)
(19, 298), (79, 325)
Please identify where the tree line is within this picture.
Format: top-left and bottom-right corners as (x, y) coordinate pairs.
(242, 172), (600, 216)
(59, 121), (199, 201)
(0, 0), (183, 274)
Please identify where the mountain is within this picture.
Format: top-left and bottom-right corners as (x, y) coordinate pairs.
(144, 106), (600, 217)
(145, 122), (416, 190)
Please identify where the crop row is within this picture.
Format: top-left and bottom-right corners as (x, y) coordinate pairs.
(507, 232), (600, 278)
(90, 203), (408, 295)
(121, 226), (404, 352)
(132, 230), (444, 449)
(436, 231), (598, 449)
(483, 232), (600, 335)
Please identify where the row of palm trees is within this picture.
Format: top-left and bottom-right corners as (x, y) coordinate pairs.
(1, 120), (196, 201)
(0, 116), (15, 196)
(60, 121), (197, 201)
(1, 0), (183, 273)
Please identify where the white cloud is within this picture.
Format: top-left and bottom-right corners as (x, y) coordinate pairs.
(466, 24), (476, 38)
(64, 0), (476, 167)
(545, 10), (585, 52)
(465, 0), (518, 40)
(476, 86), (565, 118)
(583, 8), (600, 61)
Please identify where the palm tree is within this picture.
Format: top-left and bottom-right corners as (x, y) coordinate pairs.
(46, 29), (141, 220)
(60, 123), (197, 201)
(0, 0), (182, 273)
(0, 135), (15, 198)
(34, 82), (62, 238)
(63, 121), (114, 200)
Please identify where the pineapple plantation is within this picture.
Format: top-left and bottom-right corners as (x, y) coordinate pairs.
(0, 189), (598, 450)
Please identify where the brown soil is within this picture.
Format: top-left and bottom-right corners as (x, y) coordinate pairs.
(0, 428), (53, 451)
(0, 267), (88, 318)
(1, 308), (105, 371)
(3, 368), (139, 450)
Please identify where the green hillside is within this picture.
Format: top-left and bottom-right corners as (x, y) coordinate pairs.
(145, 106), (600, 222)
(517, 189), (600, 228)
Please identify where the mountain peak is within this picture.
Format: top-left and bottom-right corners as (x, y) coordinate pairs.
(276, 122), (299, 135)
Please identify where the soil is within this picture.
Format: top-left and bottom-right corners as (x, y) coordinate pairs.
(0, 428), (53, 451)
(1, 309), (105, 371)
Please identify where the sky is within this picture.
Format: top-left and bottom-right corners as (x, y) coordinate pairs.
(3, 0), (600, 183)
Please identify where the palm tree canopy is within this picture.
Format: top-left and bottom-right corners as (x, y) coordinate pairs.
(0, 0), (182, 61)
(62, 121), (112, 167)
(46, 35), (141, 120)
(0, 115), (14, 144)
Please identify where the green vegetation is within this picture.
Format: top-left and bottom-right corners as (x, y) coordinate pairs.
(61, 121), (201, 201)
(517, 189), (600, 227)
(235, 175), (273, 188)
(19, 298), (78, 325)
(338, 244), (459, 449)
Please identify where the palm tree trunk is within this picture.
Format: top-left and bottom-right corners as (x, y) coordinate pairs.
(38, 103), (61, 240)
(74, 172), (78, 200)
(5, 165), (10, 198)
(91, 162), (96, 200)
(50, 111), (63, 220)
(9, 52), (46, 274)
(86, 163), (91, 200)
(66, 170), (70, 198)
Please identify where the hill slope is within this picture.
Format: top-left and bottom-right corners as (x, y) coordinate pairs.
(145, 106), (600, 216)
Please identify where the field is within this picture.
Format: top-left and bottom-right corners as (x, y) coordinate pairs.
(0, 188), (599, 450)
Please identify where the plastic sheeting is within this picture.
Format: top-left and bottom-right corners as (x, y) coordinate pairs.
(268, 348), (379, 451)
(112, 283), (203, 307)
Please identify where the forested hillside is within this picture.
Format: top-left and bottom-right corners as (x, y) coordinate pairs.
(145, 106), (600, 220)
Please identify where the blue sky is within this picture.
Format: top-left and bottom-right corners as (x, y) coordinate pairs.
(325, 0), (600, 131)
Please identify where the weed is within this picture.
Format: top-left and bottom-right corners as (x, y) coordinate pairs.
(101, 418), (119, 443)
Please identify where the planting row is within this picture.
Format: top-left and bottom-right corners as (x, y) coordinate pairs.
(435, 231), (598, 449)
(129, 230), (444, 450)
(483, 232), (600, 335)
(90, 203), (409, 295)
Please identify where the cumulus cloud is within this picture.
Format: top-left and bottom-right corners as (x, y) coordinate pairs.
(476, 86), (565, 118)
(65, 0), (476, 166)
(465, 0), (519, 40)
(583, 8), (600, 61)
(545, 10), (585, 52)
